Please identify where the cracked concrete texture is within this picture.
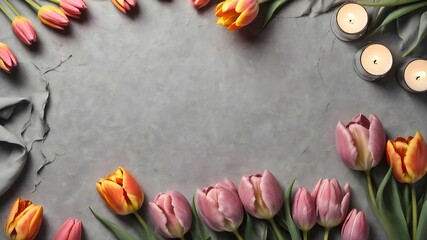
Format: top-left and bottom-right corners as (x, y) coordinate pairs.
(0, 0), (426, 239)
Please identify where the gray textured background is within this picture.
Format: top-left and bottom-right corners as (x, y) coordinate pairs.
(0, 0), (426, 239)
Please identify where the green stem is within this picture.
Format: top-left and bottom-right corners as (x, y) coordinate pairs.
(303, 230), (308, 240)
(24, 0), (40, 11)
(323, 228), (330, 240)
(3, 0), (19, 16)
(47, 0), (60, 4)
(133, 212), (156, 240)
(411, 184), (417, 240)
(268, 219), (285, 240)
(0, 4), (13, 21)
(232, 229), (244, 240)
(257, 0), (271, 4)
(365, 170), (378, 210)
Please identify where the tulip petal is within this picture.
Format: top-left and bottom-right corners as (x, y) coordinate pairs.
(349, 124), (371, 170)
(348, 113), (370, 129)
(405, 132), (427, 182)
(336, 122), (358, 170)
(196, 189), (225, 231)
(222, 0), (238, 12)
(217, 187), (243, 231)
(121, 167), (144, 208)
(387, 140), (408, 183)
(96, 180), (130, 215)
(235, 4), (258, 27)
(368, 114), (386, 166)
(68, 220), (82, 240)
(260, 170), (283, 217)
(149, 202), (174, 238)
(169, 191), (192, 233)
(238, 176), (257, 217)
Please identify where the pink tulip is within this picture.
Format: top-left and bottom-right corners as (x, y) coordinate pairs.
(38, 5), (69, 30)
(196, 179), (244, 232)
(53, 218), (82, 240)
(112, 0), (136, 14)
(238, 170), (283, 220)
(189, 0), (209, 9)
(312, 178), (350, 228)
(292, 187), (316, 232)
(0, 43), (17, 74)
(336, 113), (385, 171)
(12, 16), (37, 46)
(341, 209), (369, 240)
(149, 191), (192, 239)
(58, 0), (87, 18)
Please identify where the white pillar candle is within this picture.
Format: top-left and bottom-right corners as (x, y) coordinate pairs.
(354, 43), (393, 81)
(331, 3), (368, 41)
(398, 58), (427, 93)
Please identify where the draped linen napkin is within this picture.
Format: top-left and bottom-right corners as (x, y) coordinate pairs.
(0, 93), (49, 196)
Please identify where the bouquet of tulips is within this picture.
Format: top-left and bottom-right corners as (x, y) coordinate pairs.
(336, 113), (427, 240)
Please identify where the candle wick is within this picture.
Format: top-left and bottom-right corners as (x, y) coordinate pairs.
(373, 60), (378, 64)
(416, 76), (421, 81)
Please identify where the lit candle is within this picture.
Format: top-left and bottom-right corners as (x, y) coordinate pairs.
(354, 43), (393, 81)
(398, 58), (427, 93)
(331, 3), (368, 41)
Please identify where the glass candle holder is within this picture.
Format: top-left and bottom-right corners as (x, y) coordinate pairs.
(354, 43), (393, 81)
(331, 3), (368, 41)
(397, 58), (427, 93)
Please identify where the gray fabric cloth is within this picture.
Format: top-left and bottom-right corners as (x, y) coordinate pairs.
(0, 93), (49, 196)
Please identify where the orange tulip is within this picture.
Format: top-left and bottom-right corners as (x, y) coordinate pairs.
(38, 5), (69, 30)
(215, 0), (259, 31)
(386, 131), (427, 184)
(96, 166), (144, 215)
(112, 0), (136, 14)
(4, 198), (43, 240)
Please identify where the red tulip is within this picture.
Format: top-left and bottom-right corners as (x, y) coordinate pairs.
(38, 5), (69, 30)
(112, 0), (136, 13)
(189, 0), (209, 9)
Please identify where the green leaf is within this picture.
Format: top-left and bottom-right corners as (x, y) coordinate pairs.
(403, 184), (411, 225)
(244, 213), (258, 240)
(263, 0), (292, 28)
(358, 0), (422, 7)
(261, 222), (268, 240)
(190, 197), (211, 240)
(403, 10), (427, 57)
(89, 207), (137, 240)
(376, 167), (411, 240)
(283, 179), (301, 240)
(416, 187), (427, 240)
(369, 1), (427, 36)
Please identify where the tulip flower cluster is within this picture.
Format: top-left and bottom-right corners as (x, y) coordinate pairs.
(291, 179), (369, 240)
(3, 198), (83, 240)
(336, 113), (427, 240)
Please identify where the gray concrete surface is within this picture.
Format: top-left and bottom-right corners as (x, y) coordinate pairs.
(0, 0), (427, 239)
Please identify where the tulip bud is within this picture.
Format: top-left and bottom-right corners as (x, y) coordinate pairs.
(53, 218), (83, 240)
(336, 114), (386, 171)
(292, 187), (316, 232)
(58, 0), (87, 18)
(386, 131), (427, 184)
(38, 5), (69, 30)
(238, 170), (283, 220)
(189, 0), (209, 9)
(112, 0), (136, 14)
(12, 16), (37, 46)
(4, 198), (43, 240)
(312, 178), (350, 228)
(96, 166), (144, 215)
(215, 0), (259, 31)
(0, 42), (17, 74)
(196, 179), (244, 232)
(341, 209), (369, 240)
(149, 191), (192, 238)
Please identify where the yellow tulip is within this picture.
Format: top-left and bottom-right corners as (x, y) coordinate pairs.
(215, 0), (259, 31)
